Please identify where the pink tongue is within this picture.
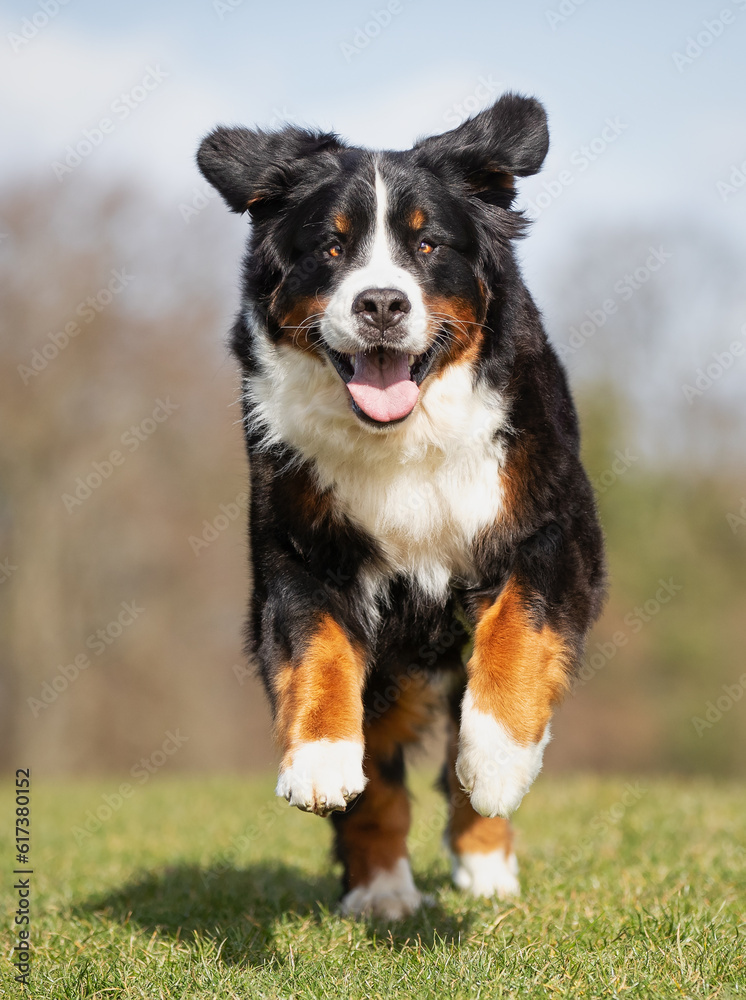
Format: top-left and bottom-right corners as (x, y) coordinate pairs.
(347, 351), (419, 423)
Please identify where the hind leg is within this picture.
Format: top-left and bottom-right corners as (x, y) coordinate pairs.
(443, 676), (520, 899)
(332, 673), (433, 919)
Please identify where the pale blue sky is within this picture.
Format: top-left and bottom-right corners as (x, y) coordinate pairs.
(3, 0), (745, 226)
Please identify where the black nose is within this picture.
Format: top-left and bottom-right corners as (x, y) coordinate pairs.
(352, 288), (411, 335)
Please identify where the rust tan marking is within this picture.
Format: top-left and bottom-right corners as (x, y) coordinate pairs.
(408, 208), (426, 230)
(364, 671), (437, 760)
(274, 294), (330, 354)
(467, 579), (570, 745)
(335, 677), (437, 889)
(335, 761), (411, 889)
(279, 465), (334, 531)
(444, 716), (514, 856)
(494, 171), (515, 193)
(425, 293), (485, 370)
(467, 169), (515, 199)
(496, 439), (534, 532)
(337, 712), (411, 891)
(333, 212), (351, 234)
(246, 189), (270, 210)
(274, 615), (366, 762)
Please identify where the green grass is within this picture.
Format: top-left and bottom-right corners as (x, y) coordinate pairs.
(2, 772), (744, 999)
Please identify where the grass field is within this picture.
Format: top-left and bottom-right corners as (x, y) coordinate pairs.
(2, 771), (744, 999)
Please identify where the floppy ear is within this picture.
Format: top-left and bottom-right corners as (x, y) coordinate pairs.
(413, 93), (549, 206)
(196, 125), (343, 216)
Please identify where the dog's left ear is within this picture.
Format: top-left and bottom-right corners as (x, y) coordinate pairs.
(413, 93), (549, 205)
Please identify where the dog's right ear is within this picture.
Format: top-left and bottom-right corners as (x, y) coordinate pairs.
(197, 125), (343, 217)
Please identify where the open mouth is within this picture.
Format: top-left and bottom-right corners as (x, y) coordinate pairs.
(324, 341), (443, 424)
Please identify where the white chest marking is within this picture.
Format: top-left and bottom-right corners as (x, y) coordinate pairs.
(246, 336), (509, 601)
(313, 366), (507, 599)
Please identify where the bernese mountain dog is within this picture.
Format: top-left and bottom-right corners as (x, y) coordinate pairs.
(197, 93), (606, 919)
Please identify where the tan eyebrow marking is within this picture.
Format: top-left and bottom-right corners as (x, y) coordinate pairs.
(333, 213), (351, 234)
(409, 208), (426, 230)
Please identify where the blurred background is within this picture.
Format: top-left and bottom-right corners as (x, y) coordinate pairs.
(1, 0), (744, 780)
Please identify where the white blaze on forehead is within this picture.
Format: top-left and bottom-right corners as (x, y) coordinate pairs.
(320, 165), (429, 355)
(366, 168), (397, 282)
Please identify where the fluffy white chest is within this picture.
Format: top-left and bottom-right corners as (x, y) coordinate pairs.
(317, 427), (505, 599)
(247, 339), (509, 600)
(246, 332), (507, 597)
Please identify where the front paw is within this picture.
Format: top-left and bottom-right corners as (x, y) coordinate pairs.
(455, 689), (550, 818)
(275, 739), (367, 816)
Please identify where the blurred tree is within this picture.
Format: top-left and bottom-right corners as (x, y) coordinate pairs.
(0, 175), (274, 775)
(544, 224), (746, 468)
(542, 225), (746, 776)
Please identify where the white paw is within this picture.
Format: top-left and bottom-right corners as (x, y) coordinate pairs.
(451, 848), (521, 899)
(455, 689), (550, 818)
(275, 739), (366, 816)
(340, 858), (429, 920)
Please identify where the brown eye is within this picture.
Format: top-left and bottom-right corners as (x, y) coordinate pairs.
(418, 240), (434, 254)
(328, 243), (343, 258)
